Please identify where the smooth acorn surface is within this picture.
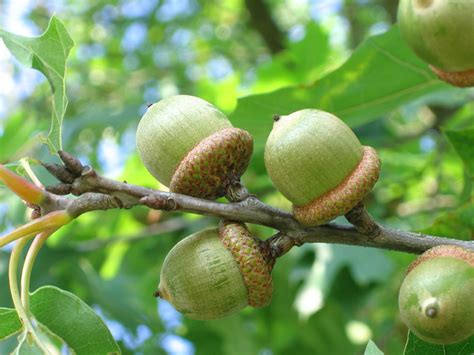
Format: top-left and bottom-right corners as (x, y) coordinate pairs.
(399, 245), (474, 345)
(264, 109), (380, 225)
(398, 0), (474, 86)
(136, 95), (253, 199)
(156, 222), (273, 320)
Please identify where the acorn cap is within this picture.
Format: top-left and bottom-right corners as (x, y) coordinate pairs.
(294, 146), (380, 225)
(138, 95), (253, 197)
(399, 245), (474, 344)
(430, 66), (474, 88)
(170, 127), (253, 199)
(398, 0), (474, 87)
(264, 109), (380, 226)
(406, 245), (474, 274)
(156, 222), (274, 320)
(218, 221), (274, 308)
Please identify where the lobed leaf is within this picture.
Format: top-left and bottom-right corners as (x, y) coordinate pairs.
(230, 26), (447, 151)
(0, 16), (74, 153)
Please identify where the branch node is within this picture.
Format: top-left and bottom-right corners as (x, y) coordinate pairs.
(266, 233), (298, 259)
(345, 202), (381, 238)
(140, 193), (177, 211)
(113, 196), (124, 209)
(81, 166), (96, 177)
(226, 179), (250, 202)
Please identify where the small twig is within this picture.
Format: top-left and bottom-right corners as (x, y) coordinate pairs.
(33, 155), (474, 255)
(265, 233), (299, 259)
(345, 201), (381, 237)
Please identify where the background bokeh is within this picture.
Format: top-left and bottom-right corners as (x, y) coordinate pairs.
(1, 0), (473, 354)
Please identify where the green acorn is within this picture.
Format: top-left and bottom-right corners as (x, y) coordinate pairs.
(398, 0), (474, 87)
(136, 95), (253, 199)
(264, 109), (380, 226)
(399, 245), (474, 344)
(155, 221), (274, 320)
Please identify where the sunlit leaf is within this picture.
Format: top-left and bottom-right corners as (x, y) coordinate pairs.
(230, 26), (447, 152)
(0, 16), (74, 153)
(0, 308), (22, 340)
(30, 286), (120, 354)
(365, 340), (384, 355)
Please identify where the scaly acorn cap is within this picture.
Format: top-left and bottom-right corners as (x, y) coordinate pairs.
(398, 245), (474, 345)
(136, 95), (253, 199)
(155, 222), (274, 320)
(398, 0), (474, 87)
(264, 109), (380, 226)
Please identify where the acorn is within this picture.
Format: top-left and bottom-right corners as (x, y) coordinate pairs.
(398, 0), (474, 87)
(398, 245), (474, 344)
(264, 109), (380, 226)
(136, 95), (253, 199)
(155, 221), (274, 320)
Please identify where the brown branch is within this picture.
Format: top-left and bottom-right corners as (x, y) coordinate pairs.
(42, 160), (474, 256)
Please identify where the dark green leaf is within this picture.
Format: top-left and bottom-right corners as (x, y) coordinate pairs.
(30, 286), (120, 354)
(420, 203), (474, 241)
(230, 26), (447, 151)
(445, 128), (474, 177)
(0, 16), (74, 152)
(404, 331), (474, 355)
(0, 308), (22, 340)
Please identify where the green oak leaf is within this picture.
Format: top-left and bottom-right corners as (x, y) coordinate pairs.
(30, 286), (120, 354)
(230, 26), (448, 152)
(445, 128), (474, 177)
(0, 308), (22, 341)
(404, 331), (474, 355)
(0, 16), (74, 153)
(364, 340), (384, 355)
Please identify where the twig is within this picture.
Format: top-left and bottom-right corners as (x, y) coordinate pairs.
(38, 160), (474, 255)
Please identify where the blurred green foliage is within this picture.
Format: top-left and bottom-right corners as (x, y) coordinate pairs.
(0, 0), (473, 354)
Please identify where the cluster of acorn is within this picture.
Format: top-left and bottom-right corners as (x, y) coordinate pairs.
(135, 95), (474, 344)
(136, 94), (381, 320)
(133, 0), (474, 344)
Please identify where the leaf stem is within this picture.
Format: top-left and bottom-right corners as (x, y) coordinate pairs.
(9, 237), (51, 354)
(20, 158), (44, 188)
(21, 231), (53, 313)
(0, 210), (71, 248)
